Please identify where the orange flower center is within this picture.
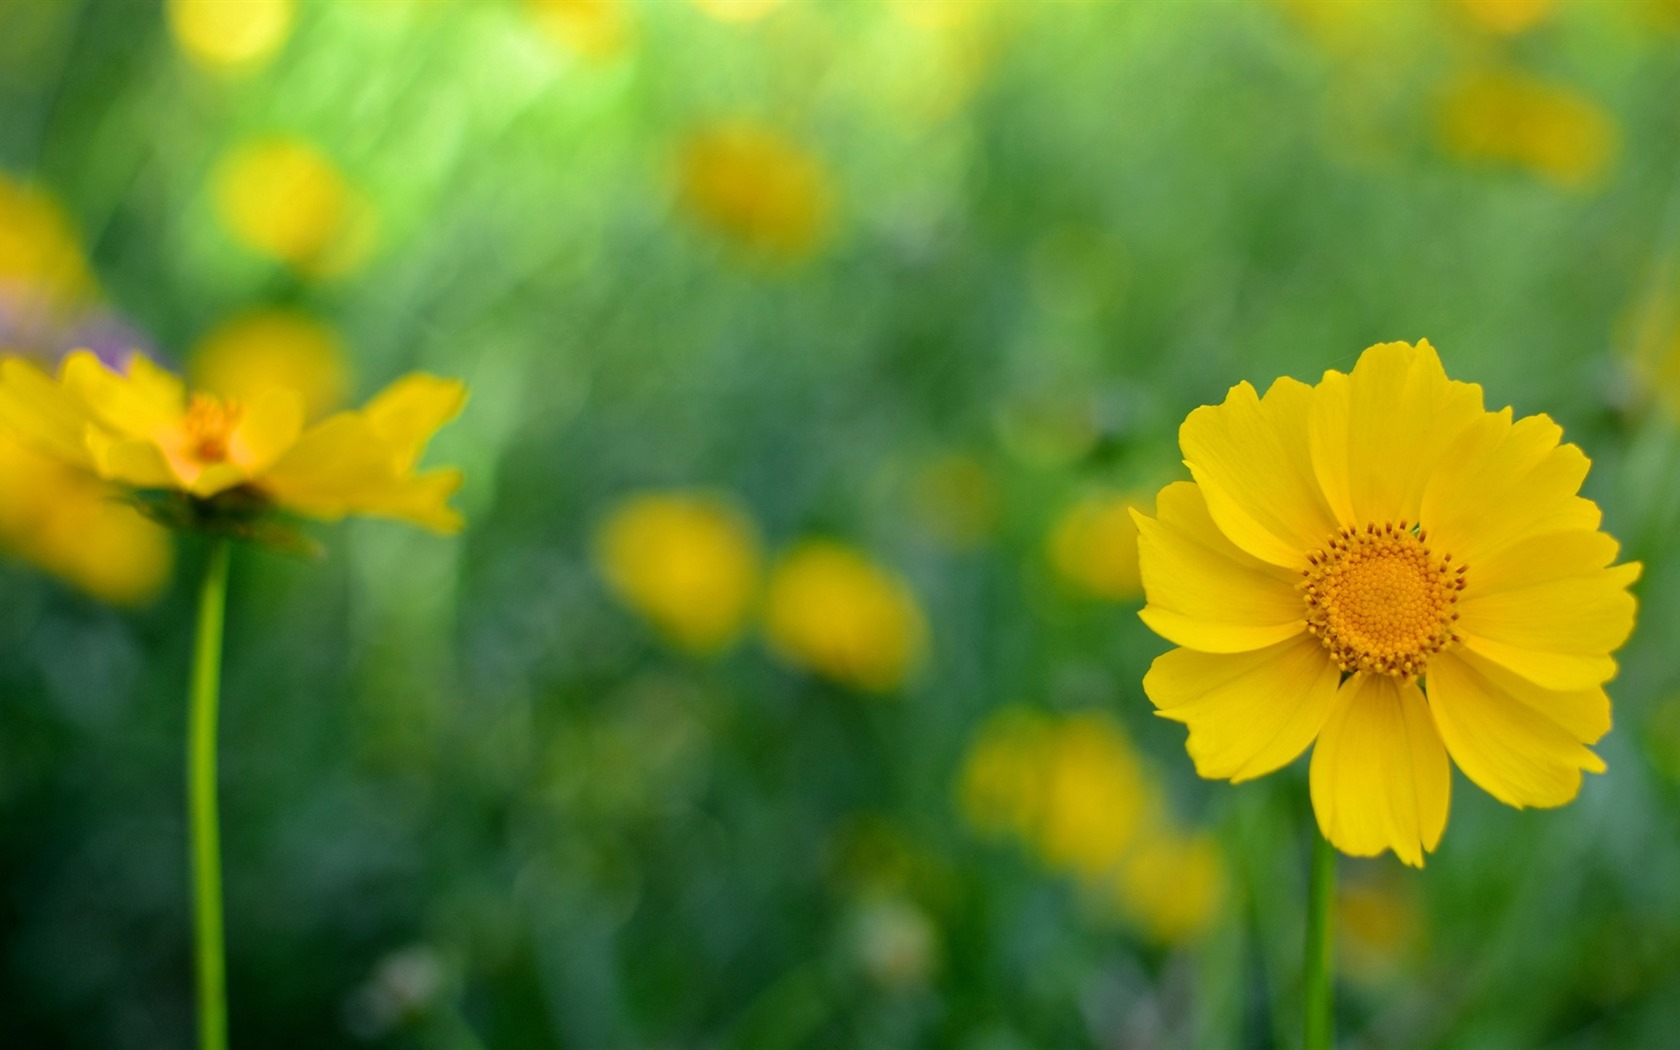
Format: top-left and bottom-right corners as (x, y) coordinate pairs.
(183, 393), (243, 463)
(1300, 521), (1465, 679)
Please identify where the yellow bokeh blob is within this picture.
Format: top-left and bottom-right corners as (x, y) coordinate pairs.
(676, 122), (835, 260)
(1047, 491), (1150, 601)
(958, 707), (1054, 840)
(690, 0), (784, 23)
(525, 0), (633, 60)
(189, 309), (349, 422)
(1438, 69), (1617, 190)
(1112, 831), (1226, 944)
(1035, 712), (1152, 880)
(1455, 0), (1555, 34)
(212, 137), (373, 275)
(0, 174), (92, 309)
(595, 492), (762, 654)
(763, 541), (925, 692)
(0, 431), (171, 605)
(167, 0), (296, 71)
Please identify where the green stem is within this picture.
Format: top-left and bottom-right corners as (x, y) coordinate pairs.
(1302, 826), (1336, 1050)
(189, 537), (232, 1050)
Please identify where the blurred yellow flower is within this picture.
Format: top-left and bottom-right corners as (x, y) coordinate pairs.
(0, 431), (171, 604)
(1112, 830), (1226, 944)
(690, 0), (783, 23)
(1047, 490), (1150, 601)
(525, 0), (633, 60)
(1455, 0), (1554, 34)
(957, 706), (1053, 840)
(0, 351), (466, 533)
(594, 492), (761, 654)
(676, 122), (835, 260)
(912, 453), (997, 549)
(1336, 876), (1422, 985)
(0, 174), (92, 310)
(764, 541), (925, 691)
(212, 137), (374, 275)
(190, 309), (349, 422)
(1438, 70), (1617, 190)
(167, 0), (295, 72)
(1035, 712), (1151, 879)
(1135, 341), (1639, 865)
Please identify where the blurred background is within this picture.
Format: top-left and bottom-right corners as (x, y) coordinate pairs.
(1, 0), (1679, 1047)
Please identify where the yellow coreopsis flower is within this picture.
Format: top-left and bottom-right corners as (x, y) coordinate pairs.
(1134, 340), (1638, 866)
(594, 491), (761, 654)
(764, 541), (926, 692)
(676, 122), (834, 260)
(1047, 490), (1150, 600)
(0, 350), (466, 533)
(1437, 70), (1616, 190)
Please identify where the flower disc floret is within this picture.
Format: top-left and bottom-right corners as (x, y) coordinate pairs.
(1302, 521), (1465, 679)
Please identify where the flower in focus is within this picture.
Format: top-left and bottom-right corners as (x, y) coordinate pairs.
(1047, 490), (1150, 600)
(1437, 69), (1616, 190)
(764, 540), (925, 692)
(167, 0), (295, 72)
(0, 431), (171, 604)
(676, 122), (835, 260)
(0, 351), (467, 533)
(190, 309), (349, 422)
(594, 491), (761, 654)
(1135, 340), (1639, 865)
(212, 137), (374, 276)
(957, 707), (1226, 944)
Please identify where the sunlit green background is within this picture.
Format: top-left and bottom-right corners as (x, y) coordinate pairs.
(2, 0), (1680, 1047)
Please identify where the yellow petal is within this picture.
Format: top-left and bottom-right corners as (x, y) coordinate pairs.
(1143, 633), (1341, 782)
(1180, 377), (1336, 569)
(260, 414), (392, 514)
(1456, 528), (1639, 689)
(1310, 340), (1486, 527)
(188, 462), (249, 498)
(349, 468), (465, 533)
(1420, 409), (1600, 566)
(0, 356), (99, 469)
(362, 374), (467, 470)
(61, 350), (184, 440)
(85, 430), (178, 488)
(1427, 650), (1605, 810)
(1134, 481), (1306, 653)
(229, 388), (304, 473)
(1310, 674), (1450, 868)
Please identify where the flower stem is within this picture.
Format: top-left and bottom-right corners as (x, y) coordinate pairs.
(189, 537), (232, 1050)
(1303, 826), (1336, 1050)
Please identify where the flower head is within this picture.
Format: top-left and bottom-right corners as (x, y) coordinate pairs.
(676, 122), (834, 260)
(0, 350), (466, 534)
(1134, 341), (1639, 866)
(764, 541), (925, 692)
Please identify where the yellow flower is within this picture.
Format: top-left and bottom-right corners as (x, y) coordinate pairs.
(1047, 490), (1150, 600)
(0, 431), (171, 604)
(957, 706), (1054, 840)
(167, 0), (295, 72)
(0, 175), (92, 310)
(1035, 712), (1151, 880)
(0, 351), (466, 533)
(212, 137), (374, 275)
(190, 309), (349, 422)
(1134, 340), (1639, 866)
(1111, 830), (1226, 945)
(594, 492), (761, 654)
(1437, 70), (1617, 190)
(764, 541), (925, 691)
(676, 122), (834, 260)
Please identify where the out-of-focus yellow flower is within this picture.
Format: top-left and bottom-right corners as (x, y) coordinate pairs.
(1047, 490), (1150, 601)
(0, 431), (171, 604)
(212, 137), (374, 275)
(594, 492), (761, 654)
(1036, 712), (1151, 879)
(958, 706), (1053, 839)
(1455, 0), (1554, 34)
(0, 351), (466, 533)
(912, 453), (997, 549)
(190, 309), (349, 422)
(1336, 876), (1422, 984)
(676, 122), (835, 260)
(1112, 830), (1226, 944)
(1438, 70), (1617, 189)
(0, 175), (92, 310)
(524, 0), (633, 60)
(691, 0), (783, 23)
(764, 540), (925, 691)
(167, 0), (295, 72)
